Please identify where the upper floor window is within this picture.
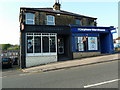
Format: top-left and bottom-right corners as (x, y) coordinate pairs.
(76, 19), (81, 25)
(25, 13), (35, 24)
(47, 15), (55, 25)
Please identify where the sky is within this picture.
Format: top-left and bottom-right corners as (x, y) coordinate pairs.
(0, 0), (119, 45)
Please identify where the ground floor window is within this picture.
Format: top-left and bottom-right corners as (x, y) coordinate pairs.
(75, 36), (98, 51)
(88, 37), (98, 50)
(26, 33), (57, 56)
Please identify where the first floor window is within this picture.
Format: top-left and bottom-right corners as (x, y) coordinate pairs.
(47, 15), (55, 25)
(26, 33), (57, 55)
(25, 13), (35, 24)
(76, 19), (81, 25)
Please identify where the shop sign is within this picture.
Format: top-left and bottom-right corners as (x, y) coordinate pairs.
(78, 28), (106, 32)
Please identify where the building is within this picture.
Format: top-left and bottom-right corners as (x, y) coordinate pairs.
(19, 1), (115, 68)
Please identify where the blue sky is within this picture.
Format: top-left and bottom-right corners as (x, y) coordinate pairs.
(0, 0), (118, 45)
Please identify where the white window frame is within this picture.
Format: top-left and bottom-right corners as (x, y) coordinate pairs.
(26, 33), (57, 56)
(47, 15), (55, 25)
(25, 13), (35, 24)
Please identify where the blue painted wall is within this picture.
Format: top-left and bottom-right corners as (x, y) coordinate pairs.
(70, 25), (115, 54)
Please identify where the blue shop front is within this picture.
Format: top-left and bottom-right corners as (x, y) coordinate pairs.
(70, 25), (115, 59)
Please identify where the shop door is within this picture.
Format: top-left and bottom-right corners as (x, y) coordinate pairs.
(58, 38), (64, 54)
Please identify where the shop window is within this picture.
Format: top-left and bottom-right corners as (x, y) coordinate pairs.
(88, 37), (98, 50)
(27, 36), (33, 53)
(34, 36), (41, 53)
(75, 36), (98, 52)
(47, 15), (55, 25)
(50, 37), (56, 52)
(25, 13), (35, 24)
(43, 36), (49, 52)
(26, 33), (57, 56)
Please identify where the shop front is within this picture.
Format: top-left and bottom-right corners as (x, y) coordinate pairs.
(70, 25), (115, 59)
(20, 25), (72, 68)
(20, 25), (115, 68)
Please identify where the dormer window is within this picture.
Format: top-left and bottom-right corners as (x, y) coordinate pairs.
(25, 13), (35, 24)
(47, 15), (55, 25)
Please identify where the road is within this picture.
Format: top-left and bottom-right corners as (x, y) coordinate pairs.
(2, 60), (119, 88)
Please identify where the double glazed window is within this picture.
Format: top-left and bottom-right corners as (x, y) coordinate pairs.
(25, 13), (35, 24)
(75, 36), (98, 51)
(47, 15), (55, 25)
(26, 33), (57, 56)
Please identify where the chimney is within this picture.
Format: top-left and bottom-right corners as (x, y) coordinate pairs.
(53, 0), (61, 10)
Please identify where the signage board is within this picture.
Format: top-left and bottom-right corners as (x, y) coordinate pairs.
(78, 28), (106, 32)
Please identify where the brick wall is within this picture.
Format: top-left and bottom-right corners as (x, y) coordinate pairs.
(20, 9), (96, 26)
(73, 52), (101, 59)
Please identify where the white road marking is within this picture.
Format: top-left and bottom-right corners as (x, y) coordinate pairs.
(84, 79), (120, 88)
(19, 73), (32, 76)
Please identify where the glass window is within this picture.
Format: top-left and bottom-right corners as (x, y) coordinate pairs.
(88, 37), (98, 50)
(25, 13), (35, 24)
(76, 19), (81, 25)
(75, 37), (84, 51)
(50, 37), (56, 52)
(27, 36), (33, 53)
(47, 15), (55, 25)
(42, 36), (49, 52)
(75, 36), (99, 51)
(34, 36), (41, 53)
(78, 37), (84, 51)
(26, 33), (57, 55)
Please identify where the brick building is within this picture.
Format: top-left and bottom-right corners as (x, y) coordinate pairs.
(19, 2), (115, 68)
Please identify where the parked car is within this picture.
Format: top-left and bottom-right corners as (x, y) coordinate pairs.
(13, 57), (18, 65)
(114, 43), (120, 51)
(1, 57), (13, 68)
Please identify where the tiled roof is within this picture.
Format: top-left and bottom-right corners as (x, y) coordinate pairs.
(21, 7), (97, 19)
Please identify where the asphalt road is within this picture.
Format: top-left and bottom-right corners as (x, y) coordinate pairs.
(2, 60), (119, 88)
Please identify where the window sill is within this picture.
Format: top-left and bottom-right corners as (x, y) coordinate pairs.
(26, 53), (57, 56)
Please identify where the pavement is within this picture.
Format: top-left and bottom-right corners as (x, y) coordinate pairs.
(22, 53), (120, 73)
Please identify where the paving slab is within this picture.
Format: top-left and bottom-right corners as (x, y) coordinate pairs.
(22, 53), (119, 73)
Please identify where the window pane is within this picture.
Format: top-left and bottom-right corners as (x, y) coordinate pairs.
(26, 20), (34, 24)
(26, 13), (34, 19)
(50, 37), (56, 52)
(26, 13), (34, 24)
(34, 36), (41, 53)
(47, 15), (55, 25)
(76, 19), (81, 25)
(47, 15), (54, 21)
(47, 22), (55, 25)
(42, 37), (49, 52)
(88, 37), (98, 50)
(78, 37), (84, 51)
(27, 36), (33, 53)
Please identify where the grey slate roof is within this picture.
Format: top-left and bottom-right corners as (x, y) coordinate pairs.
(21, 7), (97, 19)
